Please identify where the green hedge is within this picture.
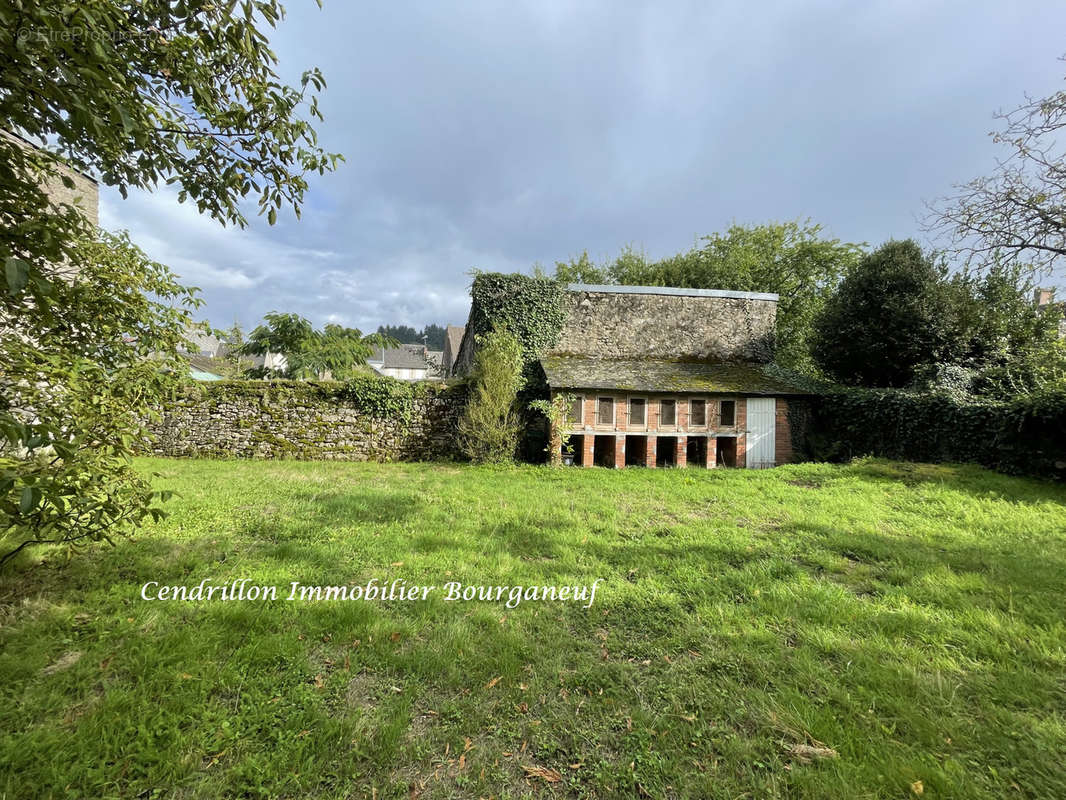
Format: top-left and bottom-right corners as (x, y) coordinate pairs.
(807, 388), (1066, 480)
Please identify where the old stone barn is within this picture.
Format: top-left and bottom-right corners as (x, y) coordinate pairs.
(540, 284), (810, 469)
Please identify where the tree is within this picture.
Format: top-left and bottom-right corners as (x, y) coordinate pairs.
(457, 328), (524, 464)
(242, 313), (393, 379)
(926, 58), (1066, 277)
(557, 222), (863, 373)
(1, 2), (338, 564)
(1, 232), (199, 566)
(377, 324), (448, 350)
(813, 240), (958, 387)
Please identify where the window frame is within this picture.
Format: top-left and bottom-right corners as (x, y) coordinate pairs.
(627, 396), (648, 430)
(596, 395), (616, 427)
(688, 396), (708, 429)
(718, 398), (737, 428)
(658, 397), (678, 429)
(565, 394), (585, 427)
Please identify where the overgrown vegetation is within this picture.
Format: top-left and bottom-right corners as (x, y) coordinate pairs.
(456, 328), (525, 464)
(2, 458), (1064, 798)
(806, 387), (1066, 480)
(0, 231), (199, 566)
(465, 272), (566, 384)
(813, 240), (1066, 392)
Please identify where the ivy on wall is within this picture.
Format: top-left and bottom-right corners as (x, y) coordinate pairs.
(466, 272), (566, 376)
(807, 387), (1066, 480)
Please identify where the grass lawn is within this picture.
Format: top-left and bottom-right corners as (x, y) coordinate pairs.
(2, 458), (1066, 799)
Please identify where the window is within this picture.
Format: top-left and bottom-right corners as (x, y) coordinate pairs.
(660, 398), (677, 426)
(567, 395), (583, 424)
(597, 397), (615, 425)
(719, 399), (736, 427)
(629, 397), (646, 427)
(690, 398), (707, 427)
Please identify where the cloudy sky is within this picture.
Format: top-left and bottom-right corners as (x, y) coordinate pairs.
(100, 1), (1066, 332)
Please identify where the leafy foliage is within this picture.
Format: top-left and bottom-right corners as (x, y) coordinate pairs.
(1, 231), (200, 566)
(814, 242), (1066, 392)
(528, 393), (575, 464)
(457, 328), (525, 464)
(0, 1), (338, 564)
(465, 272), (566, 388)
(807, 387), (1066, 480)
(813, 240), (958, 387)
(377, 323), (447, 350)
(241, 312), (395, 380)
(553, 221), (863, 373)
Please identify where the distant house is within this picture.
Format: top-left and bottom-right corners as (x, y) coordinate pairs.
(368, 343), (442, 381)
(178, 324), (287, 378)
(442, 325), (465, 376)
(1035, 287), (1066, 338)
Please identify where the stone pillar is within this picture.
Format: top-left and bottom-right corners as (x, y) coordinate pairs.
(614, 435), (626, 469)
(675, 435), (687, 468)
(582, 435), (594, 467)
(706, 436), (717, 468)
(645, 435), (657, 467)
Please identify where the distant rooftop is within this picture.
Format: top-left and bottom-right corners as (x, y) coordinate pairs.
(568, 283), (779, 302)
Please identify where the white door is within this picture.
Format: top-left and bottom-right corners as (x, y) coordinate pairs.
(745, 398), (776, 469)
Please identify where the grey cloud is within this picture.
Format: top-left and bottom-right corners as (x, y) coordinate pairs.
(102, 0), (1066, 330)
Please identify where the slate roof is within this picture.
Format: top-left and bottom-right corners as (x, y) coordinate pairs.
(540, 355), (817, 395)
(372, 345), (432, 370)
(184, 353), (224, 381)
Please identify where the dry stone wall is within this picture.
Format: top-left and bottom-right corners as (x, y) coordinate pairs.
(144, 381), (464, 461)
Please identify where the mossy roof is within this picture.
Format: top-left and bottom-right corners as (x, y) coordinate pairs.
(539, 355), (817, 395)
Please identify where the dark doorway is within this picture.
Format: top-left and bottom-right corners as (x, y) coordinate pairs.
(625, 435), (647, 466)
(593, 435), (616, 467)
(563, 435), (582, 466)
(718, 437), (737, 468)
(686, 436), (707, 467)
(656, 436), (677, 468)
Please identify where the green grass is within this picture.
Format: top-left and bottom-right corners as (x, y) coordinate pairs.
(2, 458), (1065, 799)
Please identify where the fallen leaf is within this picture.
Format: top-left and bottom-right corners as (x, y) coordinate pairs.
(486, 676), (502, 689)
(518, 702), (529, 713)
(391, 561), (404, 567)
(41, 651), (82, 676)
(463, 737), (473, 752)
(313, 674), (325, 688)
(787, 744), (838, 763)
(911, 780), (924, 796)
(458, 754), (466, 771)
(522, 765), (563, 783)
(390, 632), (402, 642)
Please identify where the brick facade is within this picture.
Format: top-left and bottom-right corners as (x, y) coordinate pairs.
(556, 392), (795, 469)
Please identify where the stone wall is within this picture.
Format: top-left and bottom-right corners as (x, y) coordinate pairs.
(2, 129), (98, 225)
(144, 381), (464, 461)
(552, 286), (777, 361)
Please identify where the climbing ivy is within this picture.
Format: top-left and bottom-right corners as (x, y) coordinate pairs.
(466, 272), (566, 374)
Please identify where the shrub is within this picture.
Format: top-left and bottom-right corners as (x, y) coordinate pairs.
(457, 328), (524, 464)
(806, 386), (1066, 480)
